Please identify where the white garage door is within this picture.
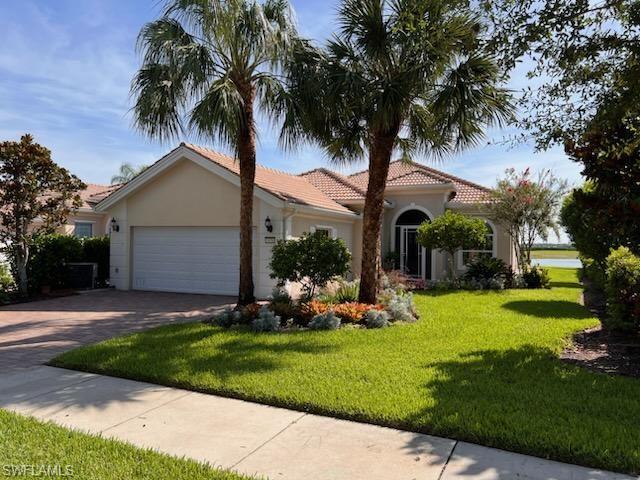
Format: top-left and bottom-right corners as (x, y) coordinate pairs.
(132, 227), (239, 295)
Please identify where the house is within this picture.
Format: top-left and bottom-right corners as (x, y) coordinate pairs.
(55, 183), (119, 238)
(90, 143), (514, 297)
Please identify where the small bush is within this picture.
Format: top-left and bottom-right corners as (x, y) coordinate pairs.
(384, 292), (416, 322)
(0, 263), (15, 292)
(604, 247), (640, 332)
(462, 277), (506, 290)
(270, 232), (351, 298)
(298, 300), (330, 321)
(522, 265), (550, 289)
(269, 301), (296, 320)
(333, 302), (371, 323)
(238, 303), (262, 324)
(365, 310), (390, 329)
(581, 255), (606, 290)
(252, 305), (281, 332)
(28, 234), (83, 291)
(465, 257), (508, 281)
(379, 270), (410, 293)
(270, 287), (292, 304)
(309, 310), (341, 330)
(81, 236), (110, 286)
(209, 307), (241, 328)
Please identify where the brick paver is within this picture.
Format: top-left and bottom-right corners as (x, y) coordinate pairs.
(0, 290), (233, 372)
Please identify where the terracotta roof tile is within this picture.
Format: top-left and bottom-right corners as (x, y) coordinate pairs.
(80, 183), (120, 208)
(183, 144), (354, 214)
(299, 168), (366, 201)
(348, 160), (491, 204)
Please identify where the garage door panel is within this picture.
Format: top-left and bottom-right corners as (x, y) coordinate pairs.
(132, 227), (240, 295)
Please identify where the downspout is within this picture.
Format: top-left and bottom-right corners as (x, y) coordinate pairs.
(282, 203), (297, 240)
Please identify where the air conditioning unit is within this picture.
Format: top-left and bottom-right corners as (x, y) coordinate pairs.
(66, 262), (98, 289)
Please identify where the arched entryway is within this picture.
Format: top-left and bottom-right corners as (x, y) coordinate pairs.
(392, 208), (432, 280)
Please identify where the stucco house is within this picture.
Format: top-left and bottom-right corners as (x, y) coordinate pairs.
(83, 143), (513, 297)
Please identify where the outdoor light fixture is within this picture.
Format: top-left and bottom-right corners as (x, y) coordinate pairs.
(110, 218), (120, 233)
(264, 216), (273, 233)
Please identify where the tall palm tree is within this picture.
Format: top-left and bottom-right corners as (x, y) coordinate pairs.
(284, 0), (513, 303)
(111, 162), (148, 184)
(131, 0), (297, 305)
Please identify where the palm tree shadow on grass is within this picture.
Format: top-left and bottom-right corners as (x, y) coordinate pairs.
(54, 323), (337, 386)
(402, 345), (636, 474)
(501, 300), (594, 319)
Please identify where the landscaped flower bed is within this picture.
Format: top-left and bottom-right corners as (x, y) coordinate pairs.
(206, 276), (418, 333)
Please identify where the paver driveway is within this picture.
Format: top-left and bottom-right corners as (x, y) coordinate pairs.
(0, 290), (233, 372)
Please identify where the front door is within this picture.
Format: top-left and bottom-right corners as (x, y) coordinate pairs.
(400, 226), (424, 278)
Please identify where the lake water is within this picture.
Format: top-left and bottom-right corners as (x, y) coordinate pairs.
(533, 258), (582, 268)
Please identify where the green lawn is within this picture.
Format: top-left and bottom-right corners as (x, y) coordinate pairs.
(0, 409), (252, 479)
(52, 268), (640, 474)
(531, 249), (579, 259)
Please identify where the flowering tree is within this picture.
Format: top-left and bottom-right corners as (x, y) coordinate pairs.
(0, 135), (85, 294)
(489, 168), (567, 272)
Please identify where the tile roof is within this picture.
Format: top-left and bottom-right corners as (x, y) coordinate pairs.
(183, 144), (354, 214)
(80, 183), (120, 208)
(348, 160), (491, 204)
(299, 168), (366, 201)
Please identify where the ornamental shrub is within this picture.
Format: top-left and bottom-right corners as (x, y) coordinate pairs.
(28, 234), (83, 291)
(210, 307), (241, 328)
(270, 232), (351, 298)
(309, 310), (341, 330)
(384, 292), (416, 322)
(333, 302), (371, 323)
(365, 310), (390, 329)
(298, 300), (330, 321)
(604, 247), (640, 332)
(252, 305), (281, 332)
(81, 236), (110, 286)
(522, 265), (550, 289)
(417, 211), (488, 279)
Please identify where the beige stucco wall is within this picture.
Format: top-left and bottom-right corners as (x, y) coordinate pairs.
(58, 211), (110, 237)
(106, 157), (284, 297)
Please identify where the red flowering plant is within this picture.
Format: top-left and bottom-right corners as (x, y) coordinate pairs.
(489, 168), (568, 272)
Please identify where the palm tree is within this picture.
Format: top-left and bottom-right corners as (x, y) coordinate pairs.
(111, 162), (148, 184)
(131, 0), (297, 305)
(284, 0), (513, 303)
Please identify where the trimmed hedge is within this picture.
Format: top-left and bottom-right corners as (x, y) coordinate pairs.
(28, 234), (110, 291)
(604, 246), (640, 332)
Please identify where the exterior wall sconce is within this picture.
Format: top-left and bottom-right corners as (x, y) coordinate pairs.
(264, 216), (273, 233)
(110, 218), (120, 233)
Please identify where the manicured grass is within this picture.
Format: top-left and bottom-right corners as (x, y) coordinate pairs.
(52, 268), (640, 474)
(0, 409), (252, 480)
(531, 249), (579, 259)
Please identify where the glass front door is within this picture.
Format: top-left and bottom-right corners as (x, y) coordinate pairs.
(400, 226), (424, 278)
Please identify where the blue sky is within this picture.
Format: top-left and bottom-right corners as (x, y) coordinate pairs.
(0, 0), (582, 229)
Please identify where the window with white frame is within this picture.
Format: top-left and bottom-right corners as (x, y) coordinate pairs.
(310, 225), (337, 239)
(74, 222), (93, 238)
(458, 221), (494, 267)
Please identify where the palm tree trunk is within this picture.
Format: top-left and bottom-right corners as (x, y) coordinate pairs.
(358, 132), (397, 304)
(236, 85), (257, 306)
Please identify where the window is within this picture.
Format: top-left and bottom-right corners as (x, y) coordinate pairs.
(458, 221), (495, 267)
(74, 222), (93, 238)
(310, 225), (337, 239)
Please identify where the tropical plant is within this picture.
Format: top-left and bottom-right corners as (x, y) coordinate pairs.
(605, 246), (640, 332)
(488, 168), (567, 272)
(333, 302), (371, 323)
(269, 232), (351, 298)
(282, 0), (512, 303)
(110, 163), (148, 184)
(131, 0), (298, 305)
(0, 135), (85, 294)
(365, 309), (390, 329)
(416, 211), (488, 279)
(252, 305), (281, 332)
(308, 310), (341, 330)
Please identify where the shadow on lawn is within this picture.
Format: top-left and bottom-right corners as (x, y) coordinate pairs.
(403, 345), (637, 475)
(501, 300), (593, 319)
(54, 324), (337, 384)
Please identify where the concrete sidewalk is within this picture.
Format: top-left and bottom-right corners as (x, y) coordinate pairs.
(0, 366), (634, 480)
